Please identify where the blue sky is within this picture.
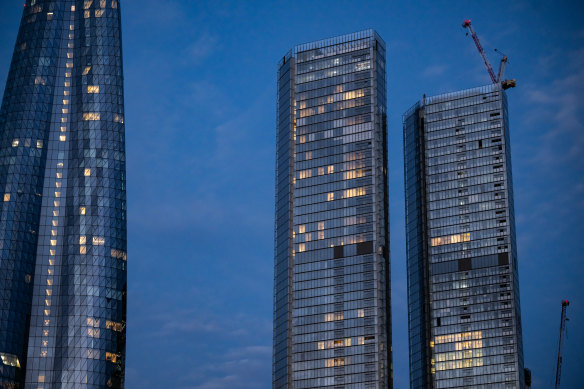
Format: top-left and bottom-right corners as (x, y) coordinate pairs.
(1, 1), (583, 388)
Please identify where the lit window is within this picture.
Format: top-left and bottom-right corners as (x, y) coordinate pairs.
(0, 353), (21, 368)
(80, 207), (86, 215)
(65, 62), (73, 68)
(318, 231), (324, 240)
(54, 192), (60, 198)
(305, 151), (312, 160)
(327, 193), (334, 201)
(326, 358), (345, 367)
(357, 309), (365, 318)
(106, 320), (123, 332)
(44, 309), (50, 316)
(82, 66), (91, 75)
(55, 182), (61, 188)
(64, 81), (70, 87)
(53, 200), (60, 207)
(328, 165), (334, 174)
(317, 341), (325, 350)
(80, 236), (86, 245)
(343, 187), (366, 198)
(60, 126), (66, 132)
(318, 167), (325, 175)
(113, 114), (124, 123)
(38, 375), (45, 383)
(84, 169), (91, 176)
(431, 233), (471, 247)
(11, 139), (19, 147)
(52, 220), (58, 227)
(59, 135), (66, 142)
(46, 289), (52, 296)
(106, 352), (118, 363)
(83, 113), (100, 121)
(111, 249), (127, 260)
(92, 237), (105, 246)
(56, 172), (62, 178)
(305, 233), (311, 242)
(87, 317), (99, 327)
(318, 222), (325, 230)
(62, 99), (69, 105)
(298, 225), (305, 234)
(3, 194), (10, 202)
(51, 230), (57, 236)
(298, 169), (311, 179)
(88, 328), (100, 338)
(66, 52), (73, 59)
(298, 243), (305, 253)
(87, 85), (99, 93)
(36, 140), (43, 148)
(50, 240), (57, 246)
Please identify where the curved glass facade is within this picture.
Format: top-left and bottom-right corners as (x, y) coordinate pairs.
(274, 30), (391, 389)
(404, 85), (524, 388)
(0, 1), (126, 388)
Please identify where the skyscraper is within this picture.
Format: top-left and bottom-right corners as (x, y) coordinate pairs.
(274, 30), (391, 388)
(0, 1), (127, 388)
(403, 84), (524, 388)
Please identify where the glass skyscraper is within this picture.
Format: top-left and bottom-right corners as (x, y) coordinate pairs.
(0, 1), (126, 388)
(274, 30), (391, 388)
(403, 84), (524, 388)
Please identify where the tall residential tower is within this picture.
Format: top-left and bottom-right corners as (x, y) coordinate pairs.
(0, 1), (127, 388)
(403, 84), (524, 388)
(274, 30), (391, 388)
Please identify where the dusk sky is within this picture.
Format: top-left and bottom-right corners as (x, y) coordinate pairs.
(1, 1), (583, 388)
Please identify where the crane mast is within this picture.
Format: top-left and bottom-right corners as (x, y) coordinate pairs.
(462, 19), (516, 89)
(555, 300), (570, 389)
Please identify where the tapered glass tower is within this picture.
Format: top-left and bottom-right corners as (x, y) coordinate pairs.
(0, 1), (127, 388)
(403, 85), (524, 388)
(274, 30), (391, 388)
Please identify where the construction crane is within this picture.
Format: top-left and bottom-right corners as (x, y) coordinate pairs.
(555, 300), (570, 389)
(462, 19), (516, 89)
